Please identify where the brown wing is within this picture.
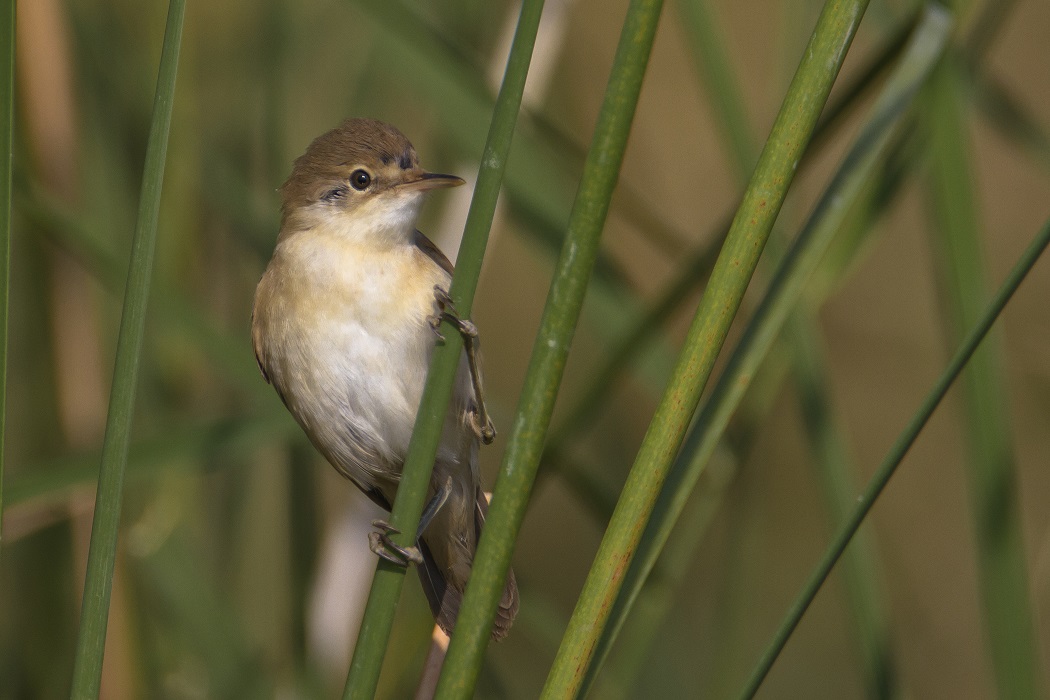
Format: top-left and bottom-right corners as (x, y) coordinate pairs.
(412, 229), (455, 276)
(417, 488), (519, 641)
(251, 311), (271, 384)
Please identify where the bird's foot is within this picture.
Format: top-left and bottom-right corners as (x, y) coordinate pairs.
(368, 520), (423, 566)
(469, 407), (496, 445)
(428, 286), (478, 343)
(428, 286), (496, 446)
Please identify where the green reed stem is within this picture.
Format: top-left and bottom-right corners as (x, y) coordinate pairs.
(544, 10), (918, 494)
(0, 0), (13, 544)
(69, 1), (185, 697)
(924, 50), (1044, 700)
(434, 1), (666, 696)
(542, 1), (871, 695)
(580, 7), (952, 693)
(341, 2), (545, 697)
(739, 213), (1050, 698)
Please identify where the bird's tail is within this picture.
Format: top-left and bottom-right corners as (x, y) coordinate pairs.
(416, 490), (519, 641)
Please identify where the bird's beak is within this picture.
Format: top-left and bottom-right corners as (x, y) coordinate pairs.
(398, 170), (465, 192)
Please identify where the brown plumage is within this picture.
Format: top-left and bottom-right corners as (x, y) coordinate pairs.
(252, 117), (517, 640)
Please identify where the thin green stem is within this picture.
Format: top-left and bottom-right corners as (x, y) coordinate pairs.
(788, 312), (895, 696)
(69, 1), (186, 697)
(543, 1), (871, 695)
(924, 50), (1043, 700)
(586, 12), (931, 699)
(340, 2), (545, 696)
(580, 7), (951, 692)
(605, 455), (737, 699)
(544, 11), (917, 481)
(435, 1), (666, 696)
(545, 216), (725, 451)
(0, 0), (13, 544)
(738, 214), (1050, 699)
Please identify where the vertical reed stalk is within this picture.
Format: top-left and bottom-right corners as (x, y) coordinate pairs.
(543, 1), (871, 695)
(435, 0), (666, 696)
(69, 2), (186, 696)
(0, 0), (13, 543)
(341, 1), (546, 696)
(924, 52), (1044, 700)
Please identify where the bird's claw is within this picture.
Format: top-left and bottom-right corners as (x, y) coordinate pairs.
(368, 520), (423, 566)
(429, 286), (478, 342)
(433, 285), (454, 309)
(427, 312), (446, 342)
(469, 408), (496, 445)
(430, 285), (496, 447)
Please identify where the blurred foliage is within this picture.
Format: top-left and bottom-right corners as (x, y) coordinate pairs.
(2, 0), (1049, 698)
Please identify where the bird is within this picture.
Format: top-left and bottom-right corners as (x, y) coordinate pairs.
(251, 117), (518, 640)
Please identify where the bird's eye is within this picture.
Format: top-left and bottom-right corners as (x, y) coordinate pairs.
(350, 169), (372, 190)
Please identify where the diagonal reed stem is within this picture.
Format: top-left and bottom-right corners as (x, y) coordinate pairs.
(434, 0), (666, 696)
(69, 1), (186, 697)
(541, 1), (871, 695)
(341, 1), (546, 697)
(581, 7), (953, 693)
(739, 213), (1050, 698)
(924, 46), (1044, 699)
(543, 9), (921, 509)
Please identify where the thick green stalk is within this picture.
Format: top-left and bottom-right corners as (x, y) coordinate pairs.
(570, 0), (758, 684)
(581, 7), (951, 692)
(544, 10), (916, 494)
(435, 1), (666, 696)
(69, 1), (186, 697)
(340, 1), (545, 696)
(0, 0), (13, 543)
(603, 455), (737, 699)
(588, 13), (934, 700)
(924, 55), (1043, 700)
(542, 1), (870, 695)
(544, 217), (725, 452)
(739, 214), (1050, 698)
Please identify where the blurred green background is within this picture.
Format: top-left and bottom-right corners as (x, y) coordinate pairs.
(2, 0), (1049, 697)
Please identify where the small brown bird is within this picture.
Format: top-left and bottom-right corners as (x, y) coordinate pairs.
(251, 118), (517, 640)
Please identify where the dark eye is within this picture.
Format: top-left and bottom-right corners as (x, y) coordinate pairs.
(350, 169), (372, 190)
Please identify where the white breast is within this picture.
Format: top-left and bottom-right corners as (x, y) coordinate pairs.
(253, 226), (472, 487)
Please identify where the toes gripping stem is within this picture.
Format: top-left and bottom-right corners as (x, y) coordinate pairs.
(366, 478), (454, 567)
(430, 286), (496, 445)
